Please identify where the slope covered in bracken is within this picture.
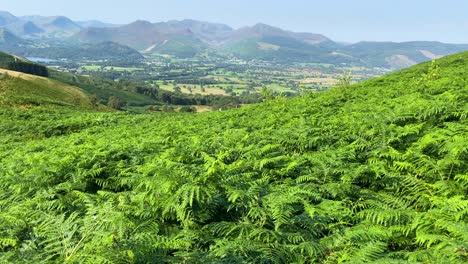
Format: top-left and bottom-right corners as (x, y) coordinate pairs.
(0, 52), (467, 263)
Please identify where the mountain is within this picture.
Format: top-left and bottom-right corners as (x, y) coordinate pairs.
(2, 10), (468, 68)
(1, 39), (144, 66)
(76, 20), (119, 28)
(0, 11), (18, 26)
(0, 29), (30, 54)
(75, 20), (338, 59)
(75, 19), (468, 65)
(223, 23), (345, 62)
(0, 28), (25, 45)
(163, 19), (233, 44)
(4, 20), (44, 36)
(0, 12), (83, 38)
(22, 21), (44, 35)
(76, 20), (209, 57)
(227, 23), (330, 44)
(340, 41), (468, 69)
(77, 20), (163, 50)
(73, 41), (144, 61)
(26, 16), (82, 37)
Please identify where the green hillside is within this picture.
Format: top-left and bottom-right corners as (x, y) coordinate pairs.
(48, 70), (158, 107)
(0, 51), (153, 108)
(0, 52), (467, 263)
(0, 51), (48, 77)
(225, 36), (349, 63)
(10, 41), (145, 66)
(0, 68), (102, 109)
(148, 36), (207, 58)
(340, 41), (468, 68)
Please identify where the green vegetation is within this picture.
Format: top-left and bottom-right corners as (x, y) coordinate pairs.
(48, 70), (158, 107)
(0, 51), (467, 263)
(149, 37), (207, 58)
(10, 41), (145, 67)
(0, 69), (98, 109)
(82, 66), (144, 72)
(0, 51), (48, 77)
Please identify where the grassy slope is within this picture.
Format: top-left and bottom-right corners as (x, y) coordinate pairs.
(48, 70), (158, 106)
(0, 68), (102, 109)
(0, 52), (467, 262)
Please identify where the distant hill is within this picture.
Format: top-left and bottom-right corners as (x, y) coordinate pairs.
(1, 10), (468, 68)
(73, 19), (468, 67)
(0, 12), (82, 38)
(24, 16), (82, 37)
(0, 28), (25, 45)
(76, 20), (210, 57)
(223, 23), (345, 62)
(0, 29), (144, 65)
(4, 20), (44, 36)
(339, 41), (468, 69)
(75, 20), (339, 60)
(0, 11), (122, 39)
(162, 19), (234, 44)
(76, 20), (120, 28)
(12, 41), (145, 64)
(0, 11), (18, 26)
(226, 23), (330, 44)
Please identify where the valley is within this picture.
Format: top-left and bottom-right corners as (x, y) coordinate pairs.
(44, 53), (389, 98)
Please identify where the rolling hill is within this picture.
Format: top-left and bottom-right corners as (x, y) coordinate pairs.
(0, 68), (99, 109)
(0, 51), (156, 107)
(15, 41), (145, 64)
(0, 51), (467, 262)
(339, 41), (468, 68)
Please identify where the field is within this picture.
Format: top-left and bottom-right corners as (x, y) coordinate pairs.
(45, 54), (389, 99)
(82, 65), (144, 72)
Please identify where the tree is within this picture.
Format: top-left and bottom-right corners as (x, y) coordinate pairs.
(107, 96), (125, 110)
(179, 106), (197, 113)
(261, 86), (275, 101)
(337, 71), (353, 87)
(89, 94), (99, 109)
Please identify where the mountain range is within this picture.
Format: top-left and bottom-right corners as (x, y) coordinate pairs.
(1, 10), (468, 69)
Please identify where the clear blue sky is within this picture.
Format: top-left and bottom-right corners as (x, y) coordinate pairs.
(1, 0), (467, 43)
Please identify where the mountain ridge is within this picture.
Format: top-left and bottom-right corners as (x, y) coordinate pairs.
(2, 10), (468, 68)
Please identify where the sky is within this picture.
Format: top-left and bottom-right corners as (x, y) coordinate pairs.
(1, 0), (467, 43)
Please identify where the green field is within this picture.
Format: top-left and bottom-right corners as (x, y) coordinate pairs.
(82, 65), (144, 72)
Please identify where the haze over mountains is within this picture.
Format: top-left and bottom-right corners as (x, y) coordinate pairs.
(1, 10), (468, 69)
